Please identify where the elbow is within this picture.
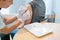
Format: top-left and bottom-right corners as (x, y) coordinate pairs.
(0, 27), (11, 34)
(5, 29), (11, 34)
(5, 31), (10, 34)
(2, 29), (10, 34)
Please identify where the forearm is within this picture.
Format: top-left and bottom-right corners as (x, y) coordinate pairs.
(0, 26), (8, 34)
(5, 16), (17, 24)
(6, 20), (21, 34)
(0, 20), (21, 34)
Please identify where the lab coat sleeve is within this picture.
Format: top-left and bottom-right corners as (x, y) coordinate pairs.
(0, 16), (5, 29)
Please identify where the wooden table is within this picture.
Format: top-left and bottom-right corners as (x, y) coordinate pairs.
(13, 23), (60, 40)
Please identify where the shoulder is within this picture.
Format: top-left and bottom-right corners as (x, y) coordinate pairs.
(26, 4), (32, 17)
(26, 4), (31, 10)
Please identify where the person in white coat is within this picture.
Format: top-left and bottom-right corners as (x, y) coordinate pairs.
(0, 0), (31, 40)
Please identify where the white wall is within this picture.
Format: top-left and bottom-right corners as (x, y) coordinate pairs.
(53, 0), (60, 23)
(44, 0), (60, 23)
(8, 0), (32, 14)
(8, 0), (28, 14)
(43, 0), (53, 15)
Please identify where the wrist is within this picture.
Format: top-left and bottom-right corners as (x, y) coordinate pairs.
(16, 14), (25, 23)
(16, 14), (18, 18)
(18, 18), (24, 23)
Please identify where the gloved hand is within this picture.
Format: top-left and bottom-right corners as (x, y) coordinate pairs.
(17, 6), (27, 18)
(18, 10), (30, 23)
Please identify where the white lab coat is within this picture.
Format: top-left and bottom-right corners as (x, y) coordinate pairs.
(0, 12), (5, 30)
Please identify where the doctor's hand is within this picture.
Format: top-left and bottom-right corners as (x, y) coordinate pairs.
(17, 6), (27, 18)
(17, 10), (30, 23)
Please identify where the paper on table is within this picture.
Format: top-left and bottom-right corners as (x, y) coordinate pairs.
(24, 22), (53, 37)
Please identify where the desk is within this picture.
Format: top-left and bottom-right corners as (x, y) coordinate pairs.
(13, 23), (60, 40)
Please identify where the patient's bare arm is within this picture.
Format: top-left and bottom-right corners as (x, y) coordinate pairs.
(24, 4), (32, 25)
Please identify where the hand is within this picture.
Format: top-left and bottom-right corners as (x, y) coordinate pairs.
(20, 10), (30, 22)
(17, 22), (24, 29)
(17, 10), (30, 23)
(17, 6), (27, 18)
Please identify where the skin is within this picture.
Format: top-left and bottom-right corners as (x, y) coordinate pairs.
(24, 4), (32, 25)
(0, 0), (13, 8)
